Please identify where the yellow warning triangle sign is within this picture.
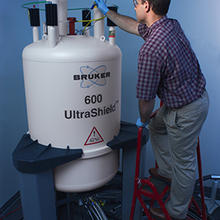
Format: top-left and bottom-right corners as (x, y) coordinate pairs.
(84, 127), (104, 146)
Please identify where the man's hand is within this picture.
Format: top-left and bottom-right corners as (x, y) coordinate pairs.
(138, 99), (155, 124)
(136, 118), (148, 128)
(94, 0), (109, 15)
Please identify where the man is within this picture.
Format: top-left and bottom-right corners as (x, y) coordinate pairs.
(94, 0), (209, 219)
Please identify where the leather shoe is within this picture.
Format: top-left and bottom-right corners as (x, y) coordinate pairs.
(149, 168), (171, 183)
(150, 207), (186, 220)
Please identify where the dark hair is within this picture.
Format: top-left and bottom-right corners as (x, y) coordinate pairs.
(142, 0), (171, 15)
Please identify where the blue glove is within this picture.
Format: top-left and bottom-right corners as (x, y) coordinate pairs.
(94, 0), (109, 15)
(136, 118), (148, 128)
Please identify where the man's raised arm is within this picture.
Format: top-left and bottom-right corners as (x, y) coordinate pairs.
(94, 0), (140, 35)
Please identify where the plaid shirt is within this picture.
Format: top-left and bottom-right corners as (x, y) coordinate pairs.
(137, 16), (206, 108)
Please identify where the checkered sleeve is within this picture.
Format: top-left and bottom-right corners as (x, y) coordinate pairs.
(138, 23), (147, 38)
(136, 52), (161, 100)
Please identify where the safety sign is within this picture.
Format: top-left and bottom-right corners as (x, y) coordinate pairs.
(84, 127), (104, 146)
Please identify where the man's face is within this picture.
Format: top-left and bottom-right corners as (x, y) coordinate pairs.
(134, 0), (147, 24)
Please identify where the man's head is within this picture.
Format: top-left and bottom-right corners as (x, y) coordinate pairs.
(143, 0), (171, 16)
(134, 0), (171, 25)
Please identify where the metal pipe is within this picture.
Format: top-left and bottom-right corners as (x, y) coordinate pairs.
(47, 0), (67, 36)
(84, 27), (90, 37)
(94, 7), (104, 40)
(48, 26), (57, 47)
(57, 0), (67, 36)
(210, 180), (219, 207)
(33, 27), (39, 42)
(109, 26), (116, 45)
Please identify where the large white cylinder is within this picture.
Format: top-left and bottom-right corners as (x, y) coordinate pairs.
(22, 35), (122, 192)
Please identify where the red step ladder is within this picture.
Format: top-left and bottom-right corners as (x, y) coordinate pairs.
(129, 128), (207, 220)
